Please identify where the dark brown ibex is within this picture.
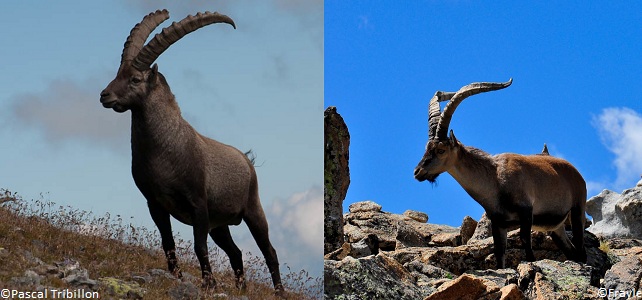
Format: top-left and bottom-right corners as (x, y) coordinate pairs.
(413, 79), (587, 268)
(99, 10), (283, 294)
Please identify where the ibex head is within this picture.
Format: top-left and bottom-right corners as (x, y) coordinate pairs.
(413, 79), (513, 183)
(100, 9), (235, 113)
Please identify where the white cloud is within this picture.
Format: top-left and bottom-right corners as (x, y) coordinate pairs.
(593, 107), (642, 190)
(5, 77), (130, 151)
(269, 186), (323, 249)
(266, 186), (323, 275)
(585, 180), (608, 196)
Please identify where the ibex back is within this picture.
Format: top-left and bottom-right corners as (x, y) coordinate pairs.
(413, 79), (587, 268)
(99, 9), (284, 295)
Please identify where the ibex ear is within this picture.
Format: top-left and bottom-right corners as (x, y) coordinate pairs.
(449, 130), (458, 145)
(148, 63), (159, 85)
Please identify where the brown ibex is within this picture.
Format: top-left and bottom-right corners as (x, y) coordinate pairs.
(413, 79), (587, 268)
(99, 10), (283, 295)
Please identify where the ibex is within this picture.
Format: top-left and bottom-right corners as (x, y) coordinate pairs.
(99, 10), (283, 294)
(413, 79), (587, 268)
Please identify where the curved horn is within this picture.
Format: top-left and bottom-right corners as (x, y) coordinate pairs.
(436, 79), (513, 140)
(428, 91), (455, 140)
(119, 10), (170, 73)
(132, 11), (236, 71)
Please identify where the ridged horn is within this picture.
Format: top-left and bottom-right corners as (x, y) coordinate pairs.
(132, 11), (236, 71)
(119, 9), (170, 73)
(428, 91), (455, 140)
(436, 79), (513, 141)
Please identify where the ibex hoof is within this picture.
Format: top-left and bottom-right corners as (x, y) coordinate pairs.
(171, 267), (183, 279)
(274, 284), (286, 298)
(235, 275), (246, 291)
(201, 272), (216, 289)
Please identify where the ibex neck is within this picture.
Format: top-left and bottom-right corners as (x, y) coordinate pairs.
(130, 95), (191, 155)
(447, 146), (500, 211)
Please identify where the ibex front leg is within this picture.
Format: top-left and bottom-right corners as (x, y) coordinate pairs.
(148, 201), (182, 278)
(192, 203), (215, 288)
(491, 222), (508, 269)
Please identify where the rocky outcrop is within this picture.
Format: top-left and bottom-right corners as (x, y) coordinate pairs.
(324, 106), (351, 254)
(586, 178), (642, 239)
(322, 200), (642, 299)
(325, 253), (429, 300)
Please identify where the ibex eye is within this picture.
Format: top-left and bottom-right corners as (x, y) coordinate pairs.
(131, 77), (142, 84)
(436, 149), (445, 155)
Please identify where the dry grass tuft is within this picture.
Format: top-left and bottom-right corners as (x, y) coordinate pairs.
(0, 188), (321, 299)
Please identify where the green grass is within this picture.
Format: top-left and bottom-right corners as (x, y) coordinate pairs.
(0, 188), (321, 299)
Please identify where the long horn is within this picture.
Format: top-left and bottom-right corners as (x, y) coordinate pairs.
(428, 91), (455, 140)
(436, 79), (513, 140)
(119, 9), (170, 73)
(132, 11), (236, 71)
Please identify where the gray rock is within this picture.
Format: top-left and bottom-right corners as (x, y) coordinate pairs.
(587, 184), (642, 239)
(10, 270), (42, 287)
(168, 281), (200, 300)
(130, 274), (152, 285)
(324, 106), (350, 255)
(324, 254), (429, 300)
(149, 268), (177, 280)
(351, 234), (379, 258)
(616, 186), (642, 238)
(468, 213), (493, 244)
(467, 268), (519, 287)
(603, 256), (642, 300)
(396, 220), (427, 249)
(518, 260), (600, 299)
(63, 270), (98, 289)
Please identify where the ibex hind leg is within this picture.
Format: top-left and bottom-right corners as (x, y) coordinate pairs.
(243, 204), (284, 296)
(210, 226), (245, 290)
(570, 205), (587, 263)
(550, 225), (577, 261)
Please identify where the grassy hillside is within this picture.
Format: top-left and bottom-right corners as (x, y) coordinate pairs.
(0, 189), (320, 299)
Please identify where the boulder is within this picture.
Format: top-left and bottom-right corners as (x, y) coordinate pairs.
(424, 273), (500, 300)
(469, 213), (493, 244)
(602, 256), (642, 298)
(324, 253), (429, 300)
(586, 183), (642, 239)
(404, 210), (429, 223)
(349, 201), (382, 213)
(343, 203), (441, 250)
(460, 216), (478, 245)
(518, 260), (599, 300)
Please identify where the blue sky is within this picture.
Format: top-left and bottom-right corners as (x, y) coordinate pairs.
(325, 2), (642, 226)
(0, 1), (323, 279)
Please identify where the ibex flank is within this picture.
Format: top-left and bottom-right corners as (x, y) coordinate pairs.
(99, 9), (284, 295)
(413, 79), (587, 268)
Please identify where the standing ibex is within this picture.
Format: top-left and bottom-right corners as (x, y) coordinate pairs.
(413, 79), (587, 268)
(99, 10), (283, 295)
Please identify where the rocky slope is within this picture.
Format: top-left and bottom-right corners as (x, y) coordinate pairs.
(324, 194), (642, 299)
